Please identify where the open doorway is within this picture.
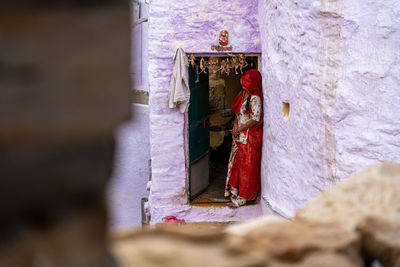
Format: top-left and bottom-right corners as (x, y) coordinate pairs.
(188, 54), (259, 204)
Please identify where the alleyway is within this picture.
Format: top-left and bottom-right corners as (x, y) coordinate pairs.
(2, 0), (400, 266)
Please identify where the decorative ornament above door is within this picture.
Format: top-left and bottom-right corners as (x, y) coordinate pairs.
(211, 29), (233, 52)
(219, 30), (229, 46)
(187, 54), (250, 76)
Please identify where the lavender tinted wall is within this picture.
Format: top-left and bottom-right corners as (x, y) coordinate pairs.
(147, 0), (264, 224)
(258, 0), (400, 218)
(334, 0), (400, 182)
(258, 0), (331, 218)
(108, 104), (150, 229)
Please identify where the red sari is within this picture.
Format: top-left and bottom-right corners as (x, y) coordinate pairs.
(225, 69), (263, 206)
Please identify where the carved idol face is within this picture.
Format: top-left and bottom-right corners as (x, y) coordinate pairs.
(219, 30), (229, 46)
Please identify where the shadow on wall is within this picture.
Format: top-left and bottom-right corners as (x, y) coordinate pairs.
(0, 1), (131, 266)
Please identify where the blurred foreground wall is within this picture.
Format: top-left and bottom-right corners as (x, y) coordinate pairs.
(107, 1), (150, 230)
(0, 1), (130, 266)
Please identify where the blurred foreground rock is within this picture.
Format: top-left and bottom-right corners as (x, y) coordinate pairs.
(296, 162), (400, 231)
(225, 219), (361, 264)
(357, 217), (400, 267)
(112, 221), (362, 267)
(112, 224), (267, 267)
(112, 163), (400, 267)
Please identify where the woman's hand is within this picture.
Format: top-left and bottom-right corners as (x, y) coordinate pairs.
(238, 120), (258, 134)
(232, 125), (239, 137)
(232, 119), (239, 137)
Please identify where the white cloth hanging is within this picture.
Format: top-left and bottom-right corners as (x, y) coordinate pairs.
(168, 48), (190, 113)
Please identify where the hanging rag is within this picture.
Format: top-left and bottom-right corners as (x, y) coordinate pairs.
(168, 48), (190, 113)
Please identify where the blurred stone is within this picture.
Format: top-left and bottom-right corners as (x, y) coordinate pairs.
(112, 225), (266, 267)
(112, 220), (363, 267)
(155, 224), (226, 241)
(225, 220), (361, 264)
(269, 252), (360, 267)
(296, 163), (400, 231)
(224, 215), (287, 237)
(357, 216), (400, 267)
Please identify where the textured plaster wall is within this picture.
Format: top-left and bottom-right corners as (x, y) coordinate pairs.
(335, 0), (400, 181)
(108, 104), (150, 230)
(148, 0), (263, 223)
(259, 0), (400, 218)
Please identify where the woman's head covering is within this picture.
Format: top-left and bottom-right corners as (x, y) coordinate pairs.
(240, 69), (262, 98)
(232, 69), (263, 117)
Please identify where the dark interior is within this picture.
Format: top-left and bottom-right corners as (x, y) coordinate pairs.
(191, 55), (259, 204)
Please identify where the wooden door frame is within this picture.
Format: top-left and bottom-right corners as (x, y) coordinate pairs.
(185, 53), (262, 204)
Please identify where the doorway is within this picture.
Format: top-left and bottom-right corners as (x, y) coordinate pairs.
(188, 54), (259, 204)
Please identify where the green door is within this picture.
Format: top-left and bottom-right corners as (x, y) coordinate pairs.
(188, 60), (210, 199)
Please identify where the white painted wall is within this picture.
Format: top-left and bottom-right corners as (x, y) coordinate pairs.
(108, 104), (150, 230)
(258, 0), (400, 218)
(147, 0), (264, 224)
(335, 0), (400, 181)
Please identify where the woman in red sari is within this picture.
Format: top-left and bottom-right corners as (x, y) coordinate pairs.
(225, 69), (263, 207)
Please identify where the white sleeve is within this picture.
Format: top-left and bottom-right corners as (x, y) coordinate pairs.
(250, 96), (261, 122)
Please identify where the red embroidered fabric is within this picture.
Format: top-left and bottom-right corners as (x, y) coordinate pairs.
(232, 69), (263, 126)
(227, 69), (263, 201)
